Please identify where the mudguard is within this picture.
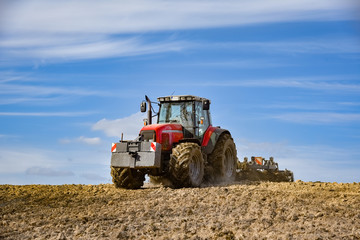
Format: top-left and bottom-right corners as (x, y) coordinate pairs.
(201, 126), (230, 155)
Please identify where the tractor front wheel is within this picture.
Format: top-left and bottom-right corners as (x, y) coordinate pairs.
(111, 167), (145, 189)
(169, 142), (204, 188)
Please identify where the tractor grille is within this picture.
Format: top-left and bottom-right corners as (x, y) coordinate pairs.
(141, 130), (156, 142)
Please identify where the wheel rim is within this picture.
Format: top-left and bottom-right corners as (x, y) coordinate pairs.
(189, 155), (201, 183)
(224, 148), (235, 178)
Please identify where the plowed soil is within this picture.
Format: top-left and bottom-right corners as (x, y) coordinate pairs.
(1, 181), (360, 239)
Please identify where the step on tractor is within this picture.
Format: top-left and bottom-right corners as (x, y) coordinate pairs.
(110, 95), (293, 189)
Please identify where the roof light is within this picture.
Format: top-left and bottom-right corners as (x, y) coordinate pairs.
(171, 96), (179, 101)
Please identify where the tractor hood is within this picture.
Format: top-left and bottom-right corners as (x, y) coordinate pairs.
(141, 123), (183, 132)
(140, 123), (184, 151)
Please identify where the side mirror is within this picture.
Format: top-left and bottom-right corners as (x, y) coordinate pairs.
(202, 99), (210, 110)
(140, 101), (147, 112)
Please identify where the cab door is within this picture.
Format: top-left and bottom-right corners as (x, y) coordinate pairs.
(195, 101), (210, 141)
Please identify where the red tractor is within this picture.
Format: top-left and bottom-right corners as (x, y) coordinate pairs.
(110, 95), (238, 188)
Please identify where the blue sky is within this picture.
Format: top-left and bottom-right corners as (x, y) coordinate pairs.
(0, 0), (359, 184)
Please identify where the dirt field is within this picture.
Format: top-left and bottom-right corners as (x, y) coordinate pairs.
(1, 181), (360, 239)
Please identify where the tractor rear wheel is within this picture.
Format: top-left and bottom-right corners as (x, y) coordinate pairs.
(207, 133), (237, 183)
(169, 142), (204, 188)
(111, 167), (145, 189)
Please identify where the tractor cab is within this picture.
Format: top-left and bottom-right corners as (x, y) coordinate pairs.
(156, 95), (211, 140)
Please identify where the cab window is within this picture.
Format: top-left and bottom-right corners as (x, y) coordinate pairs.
(195, 101), (210, 138)
(158, 102), (193, 129)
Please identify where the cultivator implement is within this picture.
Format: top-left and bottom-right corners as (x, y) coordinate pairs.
(237, 156), (294, 182)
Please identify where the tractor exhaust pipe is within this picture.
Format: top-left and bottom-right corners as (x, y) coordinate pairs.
(145, 95), (152, 125)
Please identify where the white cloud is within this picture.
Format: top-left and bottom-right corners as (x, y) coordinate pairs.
(0, 71), (34, 83)
(59, 136), (101, 145)
(277, 145), (360, 183)
(165, 75), (360, 93)
(0, 36), (186, 62)
(236, 139), (293, 159)
(0, 72), (111, 105)
(0, 134), (17, 139)
(26, 167), (74, 177)
(92, 112), (146, 140)
(210, 39), (360, 54)
(77, 136), (101, 145)
(0, 96), (73, 105)
(273, 112), (360, 124)
(186, 59), (293, 69)
(338, 102), (360, 106)
(0, 148), (60, 174)
(80, 173), (107, 181)
(3, 37), (359, 65)
(0, 112), (94, 117)
(263, 102), (339, 111)
(2, 0), (357, 35)
(0, 145), (111, 184)
(1, 0), (359, 63)
(0, 83), (106, 96)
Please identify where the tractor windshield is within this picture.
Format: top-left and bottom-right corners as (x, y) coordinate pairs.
(158, 102), (193, 128)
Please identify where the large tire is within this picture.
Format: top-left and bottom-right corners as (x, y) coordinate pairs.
(169, 142), (204, 188)
(207, 133), (237, 183)
(111, 167), (145, 189)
